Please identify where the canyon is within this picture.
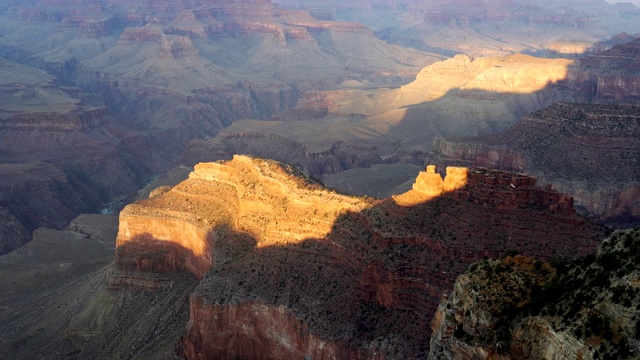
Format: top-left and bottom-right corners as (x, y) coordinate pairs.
(1, 1), (640, 358)
(0, 0), (440, 253)
(1, 0), (639, 255)
(109, 156), (604, 359)
(185, 37), (640, 228)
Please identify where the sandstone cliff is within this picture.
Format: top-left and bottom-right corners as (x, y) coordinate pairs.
(429, 228), (640, 360)
(429, 102), (640, 227)
(112, 156), (605, 358)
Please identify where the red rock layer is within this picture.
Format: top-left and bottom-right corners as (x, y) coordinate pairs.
(112, 156), (605, 358)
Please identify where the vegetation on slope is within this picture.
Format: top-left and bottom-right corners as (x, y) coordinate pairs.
(443, 228), (640, 359)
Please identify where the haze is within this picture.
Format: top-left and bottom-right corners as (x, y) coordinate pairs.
(0, 0), (640, 359)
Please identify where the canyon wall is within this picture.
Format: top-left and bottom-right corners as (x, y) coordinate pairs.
(111, 156), (605, 358)
(429, 102), (640, 226)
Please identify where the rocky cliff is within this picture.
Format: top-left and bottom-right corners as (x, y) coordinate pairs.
(562, 37), (640, 103)
(111, 156), (605, 358)
(0, 58), (147, 253)
(429, 102), (640, 227)
(429, 228), (640, 360)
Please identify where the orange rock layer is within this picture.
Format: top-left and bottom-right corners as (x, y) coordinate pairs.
(113, 156), (605, 358)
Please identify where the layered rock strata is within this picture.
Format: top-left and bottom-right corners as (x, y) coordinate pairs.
(429, 102), (640, 226)
(113, 156), (605, 358)
(0, 59), (144, 252)
(563, 37), (640, 102)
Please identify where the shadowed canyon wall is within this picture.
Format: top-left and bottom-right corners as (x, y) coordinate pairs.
(111, 156), (605, 358)
(429, 102), (640, 226)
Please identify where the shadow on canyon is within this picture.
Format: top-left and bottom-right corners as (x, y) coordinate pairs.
(112, 176), (606, 359)
(4, 37), (639, 255)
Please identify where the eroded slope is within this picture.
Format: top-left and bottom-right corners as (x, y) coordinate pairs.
(430, 228), (640, 359)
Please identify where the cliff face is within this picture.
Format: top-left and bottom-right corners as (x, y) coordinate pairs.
(0, 60), (146, 252)
(429, 228), (640, 360)
(429, 102), (640, 226)
(111, 156), (605, 358)
(563, 38), (640, 102)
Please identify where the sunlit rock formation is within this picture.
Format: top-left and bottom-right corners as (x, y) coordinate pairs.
(111, 156), (605, 358)
(113, 155), (370, 282)
(400, 165), (574, 215)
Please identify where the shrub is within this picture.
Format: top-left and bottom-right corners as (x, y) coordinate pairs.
(453, 324), (465, 338)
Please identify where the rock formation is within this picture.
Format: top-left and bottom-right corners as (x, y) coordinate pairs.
(563, 38), (640, 103)
(429, 102), (640, 226)
(0, 58), (144, 253)
(113, 155), (371, 282)
(110, 156), (605, 358)
(0, 0), (442, 254)
(429, 228), (640, 359)
(406, 166), (575, 215)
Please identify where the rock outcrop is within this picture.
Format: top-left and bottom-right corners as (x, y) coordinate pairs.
(113, 155), (370, 281)
(111, 156), (605, 358)
(408, 166), (575, 215)
(429, 228), (640, 360)
(429, 102), (640, 226)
